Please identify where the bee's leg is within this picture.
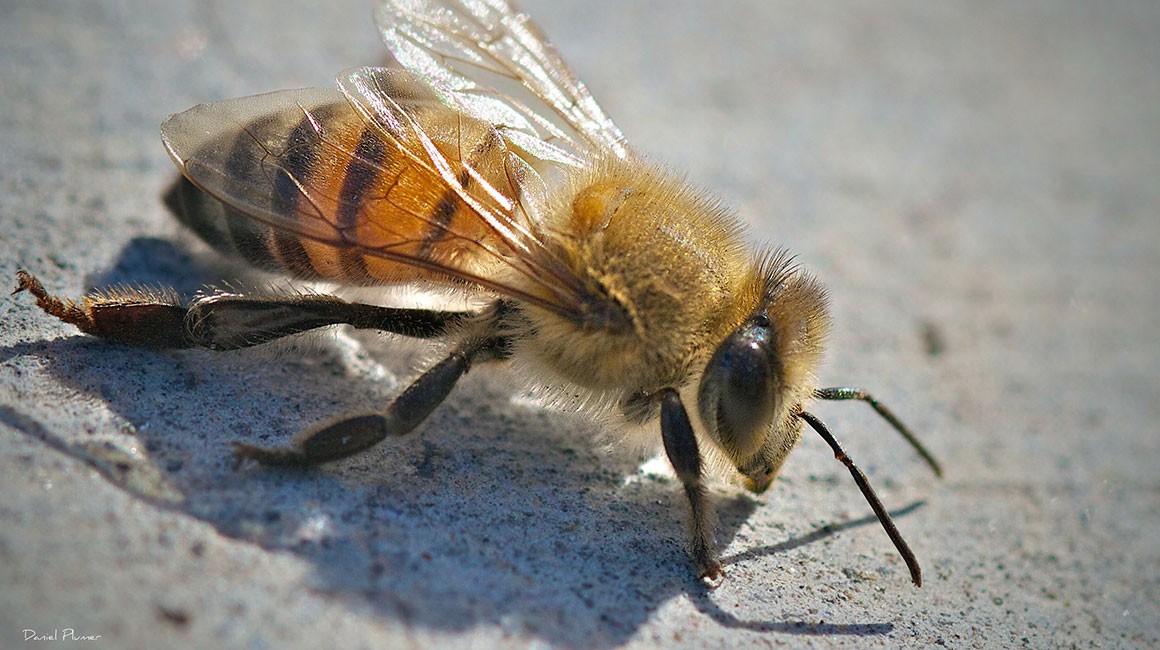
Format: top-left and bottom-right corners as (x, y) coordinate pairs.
(15, 270), (192, 348)
(659, 387), (723, 586)
(182, 292), (470, 350)
(233, 334), (512, 467)
(14, 270), (471, 350)
(16, 270), (503, 466)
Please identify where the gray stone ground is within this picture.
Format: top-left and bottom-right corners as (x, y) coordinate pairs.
(1, 1), (1157, 648)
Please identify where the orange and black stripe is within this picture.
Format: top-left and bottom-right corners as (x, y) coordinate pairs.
(267, 113), (323, 279)
(166, 98), (514, 287)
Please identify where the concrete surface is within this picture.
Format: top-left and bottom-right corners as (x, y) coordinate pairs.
(1, 0), (1157, 648)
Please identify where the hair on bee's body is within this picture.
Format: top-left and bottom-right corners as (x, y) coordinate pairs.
(16, 0), (939, 587)
(521, 156), (763, 392)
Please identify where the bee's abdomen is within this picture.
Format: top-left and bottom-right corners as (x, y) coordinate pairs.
(162, 88), (511, 287)
(163, 174), (335, 281)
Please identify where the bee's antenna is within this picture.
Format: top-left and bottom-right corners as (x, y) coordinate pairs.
(814, 387), (942, 478)
(798, 410), (923, 587)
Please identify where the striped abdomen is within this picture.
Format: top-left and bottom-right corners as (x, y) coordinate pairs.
(161, 85), (522, 287)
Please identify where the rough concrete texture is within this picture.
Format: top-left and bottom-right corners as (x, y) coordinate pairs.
(1, 1), (1157, 648)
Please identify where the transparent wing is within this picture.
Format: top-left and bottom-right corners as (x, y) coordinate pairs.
(160, 69), (591, 321)
(377, 0), (629, 160)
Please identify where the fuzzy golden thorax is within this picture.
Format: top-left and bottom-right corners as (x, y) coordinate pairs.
(519, 157), (756, 397)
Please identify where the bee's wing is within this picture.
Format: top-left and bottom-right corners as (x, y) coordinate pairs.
(161, 67), (590, 320)
(377, 0), (629, 160)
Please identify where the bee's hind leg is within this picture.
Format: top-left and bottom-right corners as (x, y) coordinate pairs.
(15, 270), (192, 348)
(15, 270), (499, 466)
(13, 270), (472, 350)
(234, 334), (513, 467)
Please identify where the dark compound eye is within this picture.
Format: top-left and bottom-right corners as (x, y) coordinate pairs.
(698, 313), (782, 459)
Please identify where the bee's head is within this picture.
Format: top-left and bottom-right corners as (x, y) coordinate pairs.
(697, 254), (830, 492)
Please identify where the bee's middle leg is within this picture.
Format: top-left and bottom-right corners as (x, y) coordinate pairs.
(233, 333), (513, 467)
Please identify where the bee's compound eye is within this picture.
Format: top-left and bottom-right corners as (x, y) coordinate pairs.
(698, 314), (782, 460)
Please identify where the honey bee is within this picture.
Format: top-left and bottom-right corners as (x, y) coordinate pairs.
(15, 0), (940, 586)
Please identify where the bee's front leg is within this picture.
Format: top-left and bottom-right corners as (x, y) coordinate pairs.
(659, 387), (724, 586)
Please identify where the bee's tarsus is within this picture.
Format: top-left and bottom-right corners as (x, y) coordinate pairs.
(13, 269), (37, 296)
(14, 270), (190, 347)
(231, 442), (310, 468)
(14, 270), (90, 328)
(699, 566), (725, 590)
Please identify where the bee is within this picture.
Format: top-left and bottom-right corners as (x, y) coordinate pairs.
(15, 0), (940, 586)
